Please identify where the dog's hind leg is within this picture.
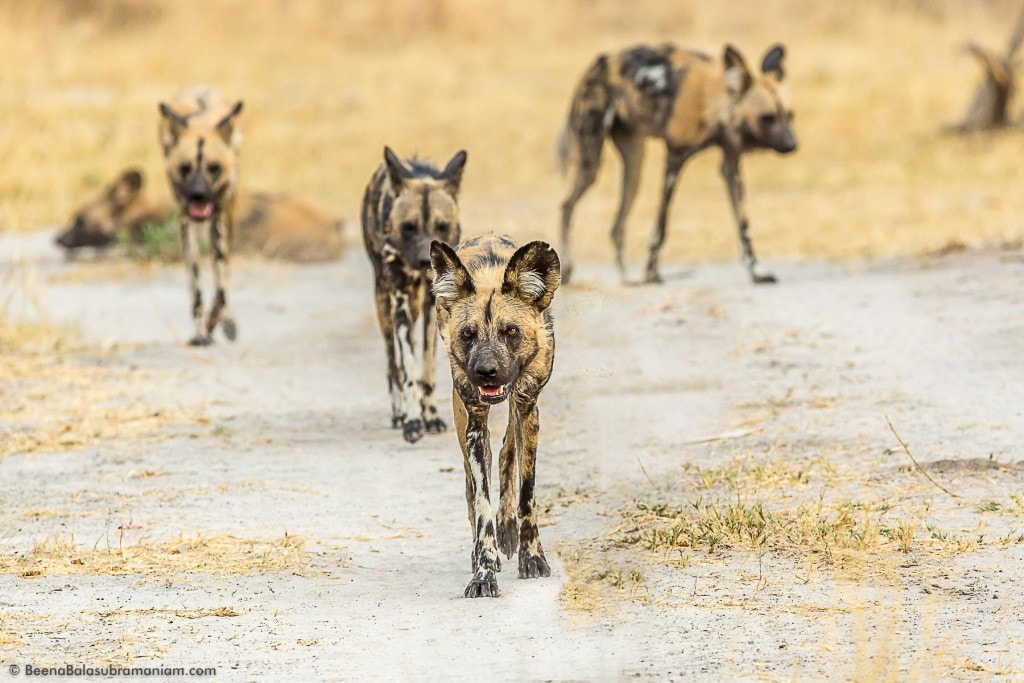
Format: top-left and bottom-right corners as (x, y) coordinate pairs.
(392, 285), (425, 443)
(420, 286), (446, 434)
(205, 213), (236, 341)
(610, 121), (644, 283)
(181, 218), (209, 346)
(496, 407), (520, 560)
(559, 128), (604, 285)
(515, 400), (549, 579)
(643, 147), (691, 284)
(722, 152), (776, 284)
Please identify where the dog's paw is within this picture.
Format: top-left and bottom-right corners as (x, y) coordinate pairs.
(643, 270), (664, 285)
(518, 551), (551, 579)
(464, 569), (500, 598)
(496, 517), (519, 559)
(188, 335), (212, 347)
(221, 317), (237, 341)
(391, 414), (404, 429)
(424, 416), (446, 434)
(402, 419), (424, 443)
(752, 272), (778, 285)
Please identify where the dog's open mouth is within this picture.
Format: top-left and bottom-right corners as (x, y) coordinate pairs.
(478, 384), (509, 404)
(186, 200), (215, 221)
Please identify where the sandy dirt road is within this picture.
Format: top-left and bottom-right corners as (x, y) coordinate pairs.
(2, 232), (1023, 680)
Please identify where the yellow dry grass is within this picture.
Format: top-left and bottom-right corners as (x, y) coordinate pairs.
(0, 532), (310, 579)
(0, 312), (202, 457)
(620, 455), (1024, 575)
(2, 0), (1023, 266)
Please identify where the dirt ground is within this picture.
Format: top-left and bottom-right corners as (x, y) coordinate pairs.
(1, 232), (1023, 680)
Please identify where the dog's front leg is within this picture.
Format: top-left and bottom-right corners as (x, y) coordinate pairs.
(205, 213), (237, 341)
(496, 408), (519, 560)
(391, 287), (425, 443)
(420, 287), (446, 433)
(180, 218), (208, 346)
(516, 400), (550, 579)
(722, 152), (776, 285)
(462, 400), (500, 597)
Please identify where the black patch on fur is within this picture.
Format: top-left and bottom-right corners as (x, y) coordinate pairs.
(483, 291), (495, 324)
(406, 157), (445, 180)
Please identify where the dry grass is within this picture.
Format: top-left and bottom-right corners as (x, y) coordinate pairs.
(618, 455), (1024, 576)
(2, 0), (1023, 266)
(0, 311), (203, 457)
(0, 532), (310, 579)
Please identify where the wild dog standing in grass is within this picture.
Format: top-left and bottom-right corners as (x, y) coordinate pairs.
(558, 43), (797, 285)
(158, 86), (244, 346)
(430, 235), (560, 598)
(361, 147), (467, 443)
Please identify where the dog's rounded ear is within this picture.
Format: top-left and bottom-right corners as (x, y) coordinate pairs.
(502, 241), (561, 311)
(159, 102), (189, 153)
(430, 240), (475, 306)
(761, 44), (786, 81)
(723, 44), (753, 100)
(107, 168), (144, 206)
(441, 149), (468, 197)
(384, 146), (412, 191)
(216, 101), (244, 145)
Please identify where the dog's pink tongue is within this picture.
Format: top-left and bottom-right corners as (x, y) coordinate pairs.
(480, 386), (503, 397)
(187, 201), (214, 220)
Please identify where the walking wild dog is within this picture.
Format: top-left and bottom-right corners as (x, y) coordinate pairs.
(430, 235), (561, 598)
(158, 86), (244, 346)
(949, 11), (1024, 133)
(559, 43), (797, 285)
(361, 147), (468, 443)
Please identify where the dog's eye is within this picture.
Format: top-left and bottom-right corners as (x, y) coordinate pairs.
(505, 325), (518, 338)
(436, 221), (450, 235)
(759, 113), (777, 127)
(207, 162), (222, 178)
(461, 327), (476, 340)
(178, 162), (192, 177)
(400, 221), (418, 236)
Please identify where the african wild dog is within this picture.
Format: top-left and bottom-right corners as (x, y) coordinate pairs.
(361, 147), (468, 443)
(949, 11), (1024, 133)
(558, 43), (797, 285)
(158, 86), (244, 346)
(55, 168), (345, 262)
(430, 235), (561, 598)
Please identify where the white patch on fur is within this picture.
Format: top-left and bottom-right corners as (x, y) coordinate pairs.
(634, 64), (668, 91)
(724, 66), (746, 98)
(517, 271), (548, 301)
(432, 272), (461, 301)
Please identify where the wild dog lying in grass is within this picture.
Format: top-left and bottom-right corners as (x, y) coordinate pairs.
(55, 168), (345, 261)
(158, 85), (244, 346)
(430, 235), (561, 598)
(361, 147), (467, 443)
(559, 43), (797, 285)
(949, 12), (1024, 133)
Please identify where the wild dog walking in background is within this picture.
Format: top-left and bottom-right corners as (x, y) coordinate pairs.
(158, 86), (244, 346)
(949, 11), (1024, 133)
(361, 147), (467, 443)
(558, 43), (797, 285)
(430, 235), (561, 598)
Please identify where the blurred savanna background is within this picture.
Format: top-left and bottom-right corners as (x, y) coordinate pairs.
(1, 0), (1023, 267)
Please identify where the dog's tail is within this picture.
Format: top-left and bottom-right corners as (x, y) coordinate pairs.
(557, 54), (614, 177)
